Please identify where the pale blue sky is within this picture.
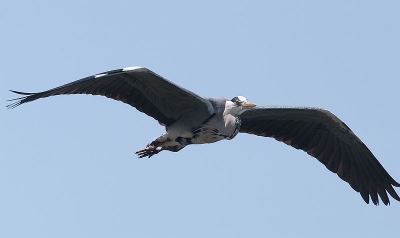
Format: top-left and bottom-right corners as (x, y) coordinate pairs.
(2, 1), (399, 237)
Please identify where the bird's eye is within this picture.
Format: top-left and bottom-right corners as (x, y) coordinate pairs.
(236, 101), (241, 106)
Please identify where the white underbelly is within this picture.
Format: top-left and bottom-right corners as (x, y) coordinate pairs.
(190, 127), (226, 144)
(166, 113), (239, 145)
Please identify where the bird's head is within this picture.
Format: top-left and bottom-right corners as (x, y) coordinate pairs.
(226, 96), (256, 116)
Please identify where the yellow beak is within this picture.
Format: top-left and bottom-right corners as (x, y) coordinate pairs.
(242, 102), (256, 109)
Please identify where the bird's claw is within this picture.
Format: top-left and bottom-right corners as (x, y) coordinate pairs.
(135, 145), (163, 158)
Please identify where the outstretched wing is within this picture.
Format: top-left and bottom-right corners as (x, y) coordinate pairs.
(7, 66), (213, 126)
(239, 106), (400, 205)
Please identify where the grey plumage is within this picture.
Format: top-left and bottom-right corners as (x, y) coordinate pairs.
(7, 66), (400, 205)
(239, 107), (399, 205)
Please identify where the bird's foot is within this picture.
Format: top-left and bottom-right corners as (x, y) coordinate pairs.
(135, 145), (163, 158)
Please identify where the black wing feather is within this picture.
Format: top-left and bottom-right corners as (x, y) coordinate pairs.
(239, 106), (400, 205)
(7, 67), (212, 127)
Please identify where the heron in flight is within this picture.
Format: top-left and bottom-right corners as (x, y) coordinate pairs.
(7, 66), (399, 205)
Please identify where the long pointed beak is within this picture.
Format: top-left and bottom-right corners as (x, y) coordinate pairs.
(242, 102), (256, 109)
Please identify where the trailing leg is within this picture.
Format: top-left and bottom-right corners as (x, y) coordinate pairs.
(135, 133), (187, 158)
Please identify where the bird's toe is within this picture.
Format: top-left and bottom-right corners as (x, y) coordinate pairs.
(135, 145), (163, 158)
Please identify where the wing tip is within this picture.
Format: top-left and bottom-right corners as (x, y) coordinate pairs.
(392, 179), (400, 187)
(362, 183), (400, 206)
(9, 90), (34, 96)
(6, 90), (35, 109)
(6, 100), (24, 109)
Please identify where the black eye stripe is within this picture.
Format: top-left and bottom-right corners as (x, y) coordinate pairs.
(231, 96), (240, 102)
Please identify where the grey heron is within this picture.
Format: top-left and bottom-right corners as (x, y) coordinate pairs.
(7, 66), (399, 205)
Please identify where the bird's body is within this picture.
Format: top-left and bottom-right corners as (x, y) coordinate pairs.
(7, 66), (400, 205)
(137, 97), (252, 157)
